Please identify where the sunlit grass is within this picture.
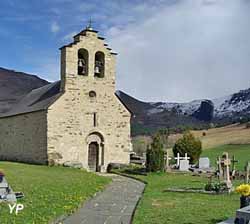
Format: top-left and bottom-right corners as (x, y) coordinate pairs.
(0, 162), (110, 224)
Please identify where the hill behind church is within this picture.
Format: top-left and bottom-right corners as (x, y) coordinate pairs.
(0, 67), (250, 136)
(0, 67), (49, 113)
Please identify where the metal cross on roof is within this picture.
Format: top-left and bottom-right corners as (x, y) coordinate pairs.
(87, 18), (94, 30)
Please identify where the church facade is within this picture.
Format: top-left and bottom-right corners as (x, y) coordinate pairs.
(0, 26), (132, 172)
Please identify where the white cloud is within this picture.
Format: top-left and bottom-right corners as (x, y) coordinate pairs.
(51, 21), (60, 33)
(107, 0), (250, 102)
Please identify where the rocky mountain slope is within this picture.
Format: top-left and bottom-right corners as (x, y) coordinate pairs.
(117, 87), (250, 135)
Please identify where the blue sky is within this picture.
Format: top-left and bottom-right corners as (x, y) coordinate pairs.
(1, 0), (250, 102)
(0, 0), (168, 80)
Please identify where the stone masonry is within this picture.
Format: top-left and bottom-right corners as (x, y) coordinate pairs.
(0, 25), (132, 171)
(0, 111), (48, 164)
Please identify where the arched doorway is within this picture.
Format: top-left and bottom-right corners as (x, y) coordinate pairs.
(86, 132), (104, 172)
(88, 142), (99, 172)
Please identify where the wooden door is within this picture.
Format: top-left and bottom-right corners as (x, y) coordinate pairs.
(88, 142), (99, 172)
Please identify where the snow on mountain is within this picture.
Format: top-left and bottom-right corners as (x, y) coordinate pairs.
(148, 100), (204, 116)
(214, 89), (250, 117)
(147, 88), (250, 118)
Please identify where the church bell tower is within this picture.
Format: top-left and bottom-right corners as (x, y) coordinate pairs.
(55, 23), (130, 172)
(59, 23), (118, 93)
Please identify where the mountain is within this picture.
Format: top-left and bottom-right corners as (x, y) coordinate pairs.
(0, 67), (249, 136)
(117, 91), (210, 136)
(117, 87), (250, 135)
(0, 67), (49, 113)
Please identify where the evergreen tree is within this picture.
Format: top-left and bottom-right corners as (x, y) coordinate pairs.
(173, 131), (202, 164)
(146, 133), (165, 172)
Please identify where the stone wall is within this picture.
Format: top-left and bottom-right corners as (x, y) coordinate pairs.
(0, 111), (48, 164)
(47, 29), (131, 171)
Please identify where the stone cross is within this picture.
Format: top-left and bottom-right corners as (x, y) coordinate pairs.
(164, 151), (172, 172)
(216, 156), (223, 181)
(221, 152), (232, 190)
(245, 161), (250, 184)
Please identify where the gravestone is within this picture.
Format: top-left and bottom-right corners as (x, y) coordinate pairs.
(0, 176), (17, 203)
(218, 205), (250, 224)
(235, 206), (250, 223)
(179, 160), (190, 171)
(199, 157), (210, 169)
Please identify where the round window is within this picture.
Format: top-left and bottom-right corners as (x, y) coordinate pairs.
(89, 91), (96, 98)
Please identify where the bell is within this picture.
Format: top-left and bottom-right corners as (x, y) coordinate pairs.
(78, 59), (85, 67)
(81, 67), (86, 74)
(95, 66), (100, 74)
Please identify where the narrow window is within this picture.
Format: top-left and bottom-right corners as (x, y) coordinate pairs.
(94, 51), (105, 78)
(78, 49), (89, 76)
(93, 112), (97, 127)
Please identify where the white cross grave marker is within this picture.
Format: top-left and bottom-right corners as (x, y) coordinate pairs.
(175, 153), (190, 168)
(175, 153), (181, 167)
(184, 153), (190, 161)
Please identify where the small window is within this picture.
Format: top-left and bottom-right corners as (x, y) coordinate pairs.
(93, 112), (97, 127)
(89, 91), (96, 98)
(94, 51), (105, 78)
(78, 49), (89, 76)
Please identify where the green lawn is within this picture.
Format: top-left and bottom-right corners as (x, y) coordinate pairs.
(202, 144), (250, 171)
(132, 173), (240, 224)
(122, 144), (250, 224)
(0, 162), (110, 224)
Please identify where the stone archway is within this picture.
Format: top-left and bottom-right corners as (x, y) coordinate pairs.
(86, 132), (104, 172)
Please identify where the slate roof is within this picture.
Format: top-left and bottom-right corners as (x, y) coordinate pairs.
(0, 81), (62, 118)
(0, 67), (131, 118)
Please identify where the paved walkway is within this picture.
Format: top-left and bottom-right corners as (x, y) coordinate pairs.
(62, 174), (145, 224)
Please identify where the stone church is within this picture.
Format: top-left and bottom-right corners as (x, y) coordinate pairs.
(0, 25), (132, 172)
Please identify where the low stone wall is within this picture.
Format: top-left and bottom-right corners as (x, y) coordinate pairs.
(0, 111), (48, 164)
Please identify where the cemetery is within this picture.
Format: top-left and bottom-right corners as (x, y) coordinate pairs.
(114, 136), (250, 223)
(0, 142), (249, 224)
(1, 129), (250, 223)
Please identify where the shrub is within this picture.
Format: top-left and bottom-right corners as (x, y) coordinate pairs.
(202, 132), (206, 137)
(205, 182), (228, 193)
(146, 134), (165, 172)
(173, 131), (202, 164)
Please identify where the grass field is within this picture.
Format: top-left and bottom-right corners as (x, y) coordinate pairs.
(0, 162), (110, 224)
(132, 172), (240, 224)
(169, 123), (250, 150)
(202, 144), (250, 171)
(133, 123), (250, 155)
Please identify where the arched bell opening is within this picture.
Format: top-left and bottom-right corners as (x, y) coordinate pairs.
(94, 51), (105, 78)
(78, 48), (89, 76)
